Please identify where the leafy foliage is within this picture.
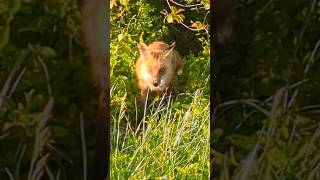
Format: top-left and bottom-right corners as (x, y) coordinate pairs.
(110, 0), (210, 178)
(0, 0), (97, 179)
(213, 0), (320, 179)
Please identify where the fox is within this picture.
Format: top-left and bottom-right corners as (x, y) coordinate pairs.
(135, 41), (183, 120)
(80, 0), (108, 180)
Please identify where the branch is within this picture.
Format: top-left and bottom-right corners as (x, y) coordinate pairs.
(168, 0), (203, 8)
(165, 0), (207, 32)
(180, 21), (205, 32)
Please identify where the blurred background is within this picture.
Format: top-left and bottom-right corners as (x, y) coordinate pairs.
(213, 0), (320, 179)
(0, 0), (99, 179)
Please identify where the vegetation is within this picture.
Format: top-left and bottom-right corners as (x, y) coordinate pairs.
(213, 0), (320, 179)
(0, 0), (97, 179)
(0, 0), (210, 179)
(2, 0), (317, 179)
(110, 0), (210, 178)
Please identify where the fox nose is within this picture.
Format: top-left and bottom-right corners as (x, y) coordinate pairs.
(153, 81), (159, 87)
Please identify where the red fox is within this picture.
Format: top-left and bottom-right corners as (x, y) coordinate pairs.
(80, 0), (108, 179)
(135, 41), (183, 119)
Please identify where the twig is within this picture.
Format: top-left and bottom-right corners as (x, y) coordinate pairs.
(180, 21), (205, 31)
(168, 0), (203, 8)
(165, 0), (207, 32)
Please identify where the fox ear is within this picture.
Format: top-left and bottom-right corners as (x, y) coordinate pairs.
(168, 42), (176, 49)
(167, 42), (176, 52)
(164, 42), (176, 57)
(138, 42), (150, 57)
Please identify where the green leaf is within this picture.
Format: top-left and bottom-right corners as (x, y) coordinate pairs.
(280, 126), (289, 139)
(0, 3), (9, 14)
(0, 25), (10, 49)
(294, 115), (311, 126)
(160, 9), (168, 16)
(204, 3), (210, 10)
(118, 33), (125, 42)
(227, 134), (256, 150)
(51, 126), (70, 138)
(39, 46), (57, 58)
(119, 0), (129, 7)
(175, 8), (185, 14)
(212, 128), (224, 143)
(294, 116), (311, 126)
(11, 0), (22, 14)
(139, 32), (144, 42)
(166, 14), (173, 23)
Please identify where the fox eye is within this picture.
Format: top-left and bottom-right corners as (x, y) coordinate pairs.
(159, 68), (166, 74)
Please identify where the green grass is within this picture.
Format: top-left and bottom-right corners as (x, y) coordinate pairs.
(110, 81), (210, 179)
(110, 0), (210, 179)
(0, 0), (211, 179)
(1, 0), (319, 179)
(110, 1), (210, 177)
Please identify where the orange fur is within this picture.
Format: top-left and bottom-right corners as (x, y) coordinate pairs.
(135, 41), (182, 119)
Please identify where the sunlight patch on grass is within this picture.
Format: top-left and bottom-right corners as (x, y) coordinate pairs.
(111, 85), (210, 179)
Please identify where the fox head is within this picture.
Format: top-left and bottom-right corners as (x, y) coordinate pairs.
(138, 41), (176, 91)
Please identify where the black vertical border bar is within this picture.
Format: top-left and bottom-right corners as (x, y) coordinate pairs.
(210, 0), (215, 179)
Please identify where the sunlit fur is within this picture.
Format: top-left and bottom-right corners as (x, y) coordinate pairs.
(136, 41), (182, 92)
(135, 41), (182, 119)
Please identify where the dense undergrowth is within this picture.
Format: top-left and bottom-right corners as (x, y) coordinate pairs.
(0, 1), (96, 179)
(1, 0), (318, 179)
(213, 0), (320, 179)
(110, 0), (210, 178)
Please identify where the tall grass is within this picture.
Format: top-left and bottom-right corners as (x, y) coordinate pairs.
(110, 0), (210, 178)
(111, 81), (210, 179)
